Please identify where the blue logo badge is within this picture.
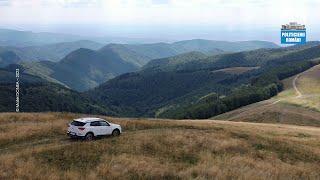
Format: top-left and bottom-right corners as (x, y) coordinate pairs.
(281, 22), (306, 45)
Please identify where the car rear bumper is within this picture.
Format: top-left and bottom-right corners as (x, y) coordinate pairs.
(67, 131), (85, 138)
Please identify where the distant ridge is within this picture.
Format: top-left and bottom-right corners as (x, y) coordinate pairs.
(17, 39), (280, 91)
(0, 40), (104, 62)
(21, 47), (139, 91)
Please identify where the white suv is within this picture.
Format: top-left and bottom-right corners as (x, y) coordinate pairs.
(67, 117), (122, 140)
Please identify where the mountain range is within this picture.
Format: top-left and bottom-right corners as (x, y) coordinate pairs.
(15, 39), (279, 91)
(2, 28), (319, 119)
(0, 28), (86, 47)
(20, 47), (138, 91)
(0, 40), (104, 63)
(86, 42), (320, 118)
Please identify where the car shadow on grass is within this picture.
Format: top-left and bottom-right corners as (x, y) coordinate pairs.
(67, 134), (119, 142)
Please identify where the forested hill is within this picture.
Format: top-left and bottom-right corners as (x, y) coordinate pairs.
(87, 44), (320, 118)
(0, 66), (112, 115)
(143, 42), (320, 72)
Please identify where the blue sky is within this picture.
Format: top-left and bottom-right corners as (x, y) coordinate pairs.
(0, 0), (319, 42)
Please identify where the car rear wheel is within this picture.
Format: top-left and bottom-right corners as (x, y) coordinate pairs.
(112, 129), (120, 136)
(85, 133), (94, 141)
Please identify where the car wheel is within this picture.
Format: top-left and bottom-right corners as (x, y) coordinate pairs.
(85, 133), (94, 141)
(112, 129), (120, 136)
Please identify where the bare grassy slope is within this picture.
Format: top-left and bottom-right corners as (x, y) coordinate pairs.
(280, 64), (320, 110)
(0, 112), (320, 179)
(214, 64), (320, 126)
(211, 66), (259, 75)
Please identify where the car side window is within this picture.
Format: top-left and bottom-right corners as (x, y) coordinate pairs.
(99, 121), (110, 126)
(90, 121), (101, 126)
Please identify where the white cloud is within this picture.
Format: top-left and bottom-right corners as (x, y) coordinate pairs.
(0, 0), (318, 30)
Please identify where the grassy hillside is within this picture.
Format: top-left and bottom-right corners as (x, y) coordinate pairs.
(214, 63), (320, 127)
(0, 112), (320, 179)
(278, 62), (320, 111)
(211, 66), (260, 75)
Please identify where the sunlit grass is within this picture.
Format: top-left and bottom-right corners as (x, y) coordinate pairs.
(276, 65), (320, 111)
(0, 112), (320, 179)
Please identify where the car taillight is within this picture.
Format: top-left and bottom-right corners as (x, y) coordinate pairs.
(78, 127), (85, 130)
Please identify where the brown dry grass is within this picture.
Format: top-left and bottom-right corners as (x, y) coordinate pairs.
(282, 64), (320, 111)
(0, 112), (320, 179)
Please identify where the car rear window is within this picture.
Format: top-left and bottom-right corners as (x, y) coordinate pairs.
(90, 121), (100, 126)
(71, 121), (86, 126)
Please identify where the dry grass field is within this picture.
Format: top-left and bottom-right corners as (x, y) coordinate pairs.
(214, 64), (320, 126)
(1, 112), (320, 179)
(279, 64), (320, 111)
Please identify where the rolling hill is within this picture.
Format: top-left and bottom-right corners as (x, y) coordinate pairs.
(87, 44), (320, 118)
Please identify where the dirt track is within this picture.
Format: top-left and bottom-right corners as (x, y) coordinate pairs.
(293, 74), (302, 98)
(213, 64), (320, 126)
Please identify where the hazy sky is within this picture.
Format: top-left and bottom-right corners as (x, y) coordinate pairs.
(0, 0), (319, 42)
